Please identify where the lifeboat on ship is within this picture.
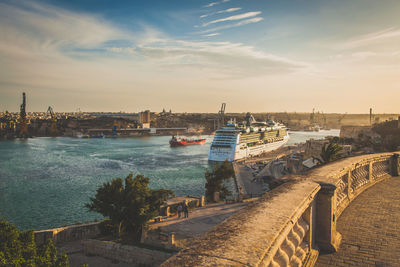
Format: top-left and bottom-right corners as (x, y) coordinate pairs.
(169, 135), (206, 147)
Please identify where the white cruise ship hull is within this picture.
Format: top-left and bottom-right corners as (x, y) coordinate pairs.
(209, 134), (289, 162)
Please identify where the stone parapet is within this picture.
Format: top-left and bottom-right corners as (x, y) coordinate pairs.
(162, 180), (320, 266)
(34, 222), (101, 246)
(162, 151), (400, 267)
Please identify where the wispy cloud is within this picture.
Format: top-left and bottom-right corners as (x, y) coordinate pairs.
(204, 0), (230, 8)
(0, 0), (129, 57)
(201, 17), (264, 33)
(338, 28), (400, 49)
(202, 11), (261, 27)
(200, 7), (241, 18)
(203, 33), (220, 37)
(108, 38), (309, 78)
(0, 0), (307, 91)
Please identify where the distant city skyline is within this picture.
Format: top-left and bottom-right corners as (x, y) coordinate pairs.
(1, 0), (399, 113)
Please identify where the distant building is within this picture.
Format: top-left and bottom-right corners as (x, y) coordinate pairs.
(398, 116), (400, 129)
(139, 110), (151, 128)
(92, 112), (139, 120)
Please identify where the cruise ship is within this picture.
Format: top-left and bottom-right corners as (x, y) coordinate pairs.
(208, 113), (289, 162)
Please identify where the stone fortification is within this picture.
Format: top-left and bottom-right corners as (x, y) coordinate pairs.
(339, 125), (379, 139)
(82, 239), (172, 266)
(34, 222), (101, 246)
(162, 152), (400, 267)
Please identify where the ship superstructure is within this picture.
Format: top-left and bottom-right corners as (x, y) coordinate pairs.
(208, 113), (289, 162)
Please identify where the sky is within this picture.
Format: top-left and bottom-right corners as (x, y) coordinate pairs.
(0, 0), (399, 113)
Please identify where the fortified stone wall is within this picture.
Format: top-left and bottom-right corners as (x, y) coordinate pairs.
(340, 125), (379, 139)
(34, 222), (101, 246)
(162, 152), (400, 267)
(82, 239), (172, 266)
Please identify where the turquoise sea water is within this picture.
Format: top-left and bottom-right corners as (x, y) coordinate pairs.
(0, 130), (339, 230)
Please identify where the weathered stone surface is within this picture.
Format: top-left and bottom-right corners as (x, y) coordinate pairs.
(162, 152), (400, 267)
(82, 239), (172, 266)
(316, 177), (400, 267)
(34, 222), (101, 245)
(161, 180), (320, 266)
(308, 152), (394, 185)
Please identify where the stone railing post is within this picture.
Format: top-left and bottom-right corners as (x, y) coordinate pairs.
(346, 169), (352, 200)
(199, 196), (205, 207)
(303, 200), (315, 251)
(168, 232), (175, 247)
(163, 206), (170, 217)
(391, 153), (399, 176)
(368, 161), (373, 182)
(316, 183), (342, 252)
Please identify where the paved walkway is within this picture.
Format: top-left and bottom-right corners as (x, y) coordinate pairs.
(233, 163), (265, 197)
(317, 177), (400, 267)
(151, 201), (249, 238)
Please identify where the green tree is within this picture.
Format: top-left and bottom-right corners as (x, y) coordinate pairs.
(205, 160), (235, 203)
(318, 142), (343, 163)
(0, 219), (69, 267)
(86, 173), (174, 241)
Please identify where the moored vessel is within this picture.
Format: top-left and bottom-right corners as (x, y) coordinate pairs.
(208, 113), (289, 162)
(169, 136), (206, 147)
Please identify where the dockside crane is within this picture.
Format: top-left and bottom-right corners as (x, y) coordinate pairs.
(338, 113), (347, 125)
(47, 106), (58, 136)
(370, 108), (373, 125)
(309, 108), (316, 124)
(18, 92), (29, 138)
(321, 111), (327, 127)
(284, 111), (291, 125)
(217, 103), (226, 129)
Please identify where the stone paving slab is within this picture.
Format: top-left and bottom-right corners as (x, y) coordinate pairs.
(316, 177), (400, 267)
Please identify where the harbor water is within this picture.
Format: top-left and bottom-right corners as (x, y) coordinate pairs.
(0, 129), (339, 230)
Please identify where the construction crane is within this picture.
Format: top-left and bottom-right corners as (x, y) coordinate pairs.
(284, 111), (291, 125)
(217, 103), (226, 129)
(309, 108), (316, 124)
(370, 108), (373, 125)
(47, 106), (58, 136)
(18, 92), (29, 138)
(338, 113), (347, 125)
(321, 111), (327, 127)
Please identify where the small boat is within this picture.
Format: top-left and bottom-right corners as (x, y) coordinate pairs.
(90, 133), (105, 138)
(169, 135), (206, 147)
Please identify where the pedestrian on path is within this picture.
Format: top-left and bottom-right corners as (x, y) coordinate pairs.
(177, 204), (182, 218)
(183, 202), (189, 218)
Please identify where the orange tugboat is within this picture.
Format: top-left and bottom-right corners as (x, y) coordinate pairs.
(169, 135), (206, 147)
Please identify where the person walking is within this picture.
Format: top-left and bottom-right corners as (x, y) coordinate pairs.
(177, 204), (182, 219)
(183, 202), (189, 218)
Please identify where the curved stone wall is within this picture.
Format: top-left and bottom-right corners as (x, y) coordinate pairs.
(162, 152), (399, 267)
(162, 180), (320, 266)
(309, 153), (395, 218)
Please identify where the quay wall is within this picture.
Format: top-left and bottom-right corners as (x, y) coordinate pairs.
(162, 152), (400, 267)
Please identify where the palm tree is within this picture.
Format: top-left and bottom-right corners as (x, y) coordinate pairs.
(317, 143), (343, 164)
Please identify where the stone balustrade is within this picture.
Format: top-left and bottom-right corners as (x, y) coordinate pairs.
(162, 180), (321, 266)
(162, 152), (400, 267)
